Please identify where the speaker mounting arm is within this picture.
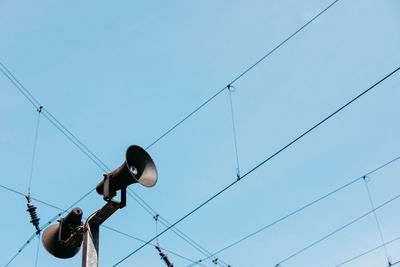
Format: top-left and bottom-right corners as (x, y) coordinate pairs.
(102, 174), (126, 209)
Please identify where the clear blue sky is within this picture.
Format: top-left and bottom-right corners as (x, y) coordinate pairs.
(1, 0), (400, 266)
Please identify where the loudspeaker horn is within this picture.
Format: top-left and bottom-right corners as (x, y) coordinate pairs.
(42, 207), (83, 259)
(96, 145), (158, 198)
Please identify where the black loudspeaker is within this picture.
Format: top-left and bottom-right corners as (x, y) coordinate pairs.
(42, 208), (83, 259)
(96, 145), (158, 200)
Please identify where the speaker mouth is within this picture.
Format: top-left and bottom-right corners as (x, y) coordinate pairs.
(125, 145), (158, 187)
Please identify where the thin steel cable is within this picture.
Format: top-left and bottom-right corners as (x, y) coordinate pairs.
(127, 190), (229, 267)
(145, 0), (340, 150)
(0, 62), (40, 108)
(129, 189), (221, 259)
(0, 62), (110, 173)
(42, 109), (111, 172)
(40, 111), (109, 173)
(228, 0), (340, 85)
(34, 233), (40, 267)
(28, 112), (41, 192)
(276, 191), (400, 266)
(113, 66), (400, 266)
(335, 236), (400, 266)
(227, 87), (241, 178)
(362, 177), (390, 263)
(1, 0), (342, 259)
(195, 154), (400, 263)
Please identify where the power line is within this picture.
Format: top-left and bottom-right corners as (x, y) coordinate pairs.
(194, 155), (400, 263)
(276, 191), (400, 266)
(1, 184), (203, 267)
(5, 188), (95, 267)
(0, 0), (343, 261)
(112, 66), (400, 266)
(127, 189), (230, 267)
(335, 235), (400, 267)
(145, 0), (340, 150)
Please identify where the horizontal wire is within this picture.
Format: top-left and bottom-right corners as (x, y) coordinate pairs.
(113, 65), (400, 266)
(127, 190), (229, 267)
(196, 154), (400, 262)
(276, 190), (400, 265)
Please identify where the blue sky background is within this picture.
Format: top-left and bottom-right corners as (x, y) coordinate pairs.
(1, 0), (400, 266)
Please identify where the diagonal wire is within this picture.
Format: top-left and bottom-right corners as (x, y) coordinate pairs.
(113, 66), (400, 266)
(194, 154), (400, 263)
(0, 0), (343, 260)
(276, 190), (400, 266)
(127, 189), (230, 267)
(145, 0), (340, 150)
(0, 184), (205, 267)
(335, 235), (400, 266)
(4, 188), (95, 267)
(362, 176), (390, 264)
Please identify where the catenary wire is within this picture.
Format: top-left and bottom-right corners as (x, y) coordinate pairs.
(1, 184), (203, 267)
(275, 190), (400, 266)
(127, 189), (230, 267)
(194, 154), (400, 263)
(335, 235), (400, 266)
(0, 0), (342, 223)
(2, 60), (218, 264)
(144, 0), (340, 150)
(112, 65), (400, 266)
(0, 0), (343, 260)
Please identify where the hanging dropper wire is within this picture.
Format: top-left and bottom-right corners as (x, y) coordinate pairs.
(227, 84), (241, 180)
(362, 175), (391, 266)
(26, 105), (43, 234)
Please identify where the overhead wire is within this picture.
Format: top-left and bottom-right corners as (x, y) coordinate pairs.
(1, 184), (203, 267)
(127, 189), (230, 267)
(1, 0), (343, 262)
(112, 65), (400, 266)
(194, 154), (400, 263)
(335, 235), (400, 267)
(4, 188), (95, 267)
(275, 190), (400, 266)
(144, 0), (340, 150)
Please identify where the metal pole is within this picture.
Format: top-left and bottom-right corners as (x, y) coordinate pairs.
(82, 222), (99, 267)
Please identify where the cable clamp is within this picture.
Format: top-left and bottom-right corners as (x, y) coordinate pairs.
(153, 214), (159, 221)
(212, 258), (218, 265)
(37, 105), (43, 113)
(363, 175), (371, 182)
(227, 84), (236, 92)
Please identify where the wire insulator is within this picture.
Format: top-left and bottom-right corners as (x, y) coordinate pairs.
(25, 193), (40, 234)
(155, 242), (173, 267)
